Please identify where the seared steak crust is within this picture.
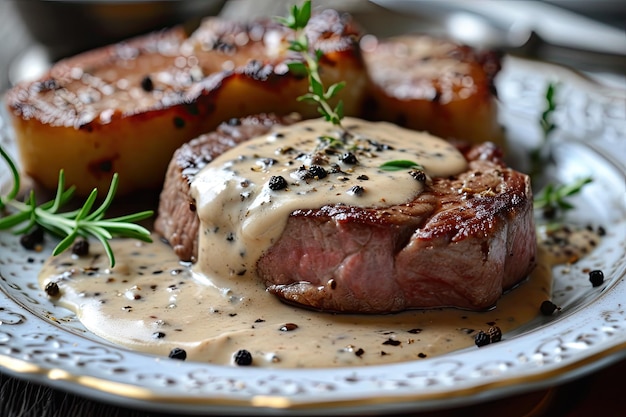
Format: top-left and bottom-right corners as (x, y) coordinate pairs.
(156, 116), (536, 313)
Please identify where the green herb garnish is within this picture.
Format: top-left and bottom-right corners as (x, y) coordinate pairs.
(529, 82), (592, 217)
(534, 176), (592, 218)
(276, 0), (345, 127)
(540, 83), (558, 138)
(0, 145), (153, 267)
(379, 160), (424, 171)
(529, 82), (559, 181)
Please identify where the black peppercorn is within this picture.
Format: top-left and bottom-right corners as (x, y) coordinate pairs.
(268, 175), (288, 190)
(410, 170), (427, 182)
(152, 332), (166, 339)
(72, 238), (90, 257)
(20, 227), (44, 250)
(328, 163), (343, 174)
(308, 165), (327, 179)
(340, 152), (358, 164)
(168, 347), (187, 360)
(474, 331), (490, 347)
(257, 157), (277, 168)
(348, 185), (365, 196)
(540, 300), (559, 316)
(44, 281), (60, 297)
(487, 326), (502, 343)
(233, 349), (253, 366)
(589, 270), (604, 287)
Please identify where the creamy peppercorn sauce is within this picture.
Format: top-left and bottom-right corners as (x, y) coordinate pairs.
(39, 237), (554, 367)
(37, 118), (602, 368)
(191, 117), (467, 282)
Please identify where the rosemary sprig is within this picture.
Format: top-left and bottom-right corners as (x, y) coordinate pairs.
(528, 82), (592, 217)
(276, 0), (345, 127)
(1, 146), (153, 267)
(534, 176), (592, 219)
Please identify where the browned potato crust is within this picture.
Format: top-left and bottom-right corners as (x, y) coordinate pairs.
(361, 34), (503, 146)
(4, 10), (366, 196)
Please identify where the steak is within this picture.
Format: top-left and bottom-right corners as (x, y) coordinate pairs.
(155, 116), (536, 313)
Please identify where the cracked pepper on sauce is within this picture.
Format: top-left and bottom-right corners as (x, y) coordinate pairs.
(37, 118), (601, 368)
(191, 118), (467, 282)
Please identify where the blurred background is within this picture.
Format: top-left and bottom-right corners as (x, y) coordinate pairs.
(0, 0), (623, 91)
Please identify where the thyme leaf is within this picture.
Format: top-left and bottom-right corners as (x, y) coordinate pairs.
(1, 147), (153, 267)
(379, 160), (424, 171)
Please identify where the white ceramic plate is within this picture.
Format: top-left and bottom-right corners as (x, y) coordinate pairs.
(1, 55), (625, 415)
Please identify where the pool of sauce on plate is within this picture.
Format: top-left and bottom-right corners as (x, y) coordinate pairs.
(37, 225), (600, 369)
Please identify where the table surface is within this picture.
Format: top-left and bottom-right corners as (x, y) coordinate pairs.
(1, 1), (625, 416)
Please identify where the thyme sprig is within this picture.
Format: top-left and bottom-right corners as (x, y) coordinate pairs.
(0, 145), (153, 267)
(534, 176), (592, 219)
(276, 0), (345, 128)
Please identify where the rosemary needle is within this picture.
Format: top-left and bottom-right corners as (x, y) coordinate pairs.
(534, 176), (593, 218)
